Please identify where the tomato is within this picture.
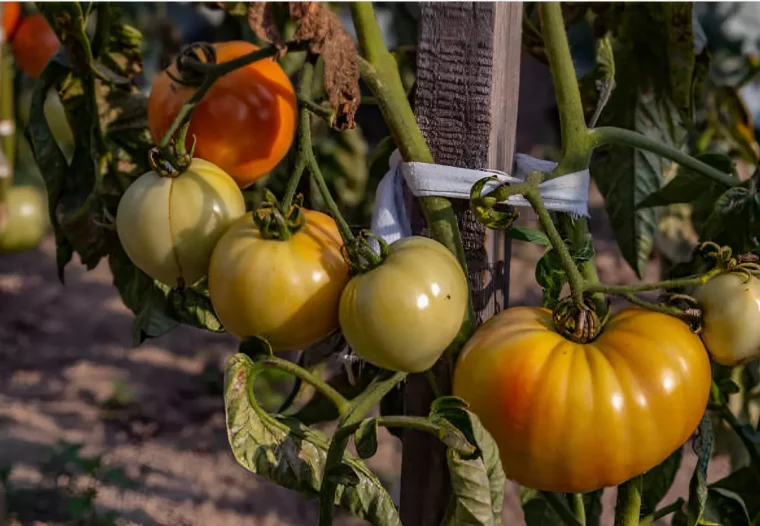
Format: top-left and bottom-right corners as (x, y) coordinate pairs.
(11, 14), (60, 79)
(0, 185), (49, 254)
(18, 87), (75, 162)
(208, 209), (349, 351)
(453, 307), (711, 493)
(694, 272), (760, 366)
(116, 158), (245, 288)
(148, 41), (297, 189)
(4, 2), (21, 41)
(339, 236), (469, 373)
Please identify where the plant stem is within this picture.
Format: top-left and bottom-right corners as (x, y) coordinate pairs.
(159, 45), (282, 149)
(584, 271), (718, 295)
(298, 96), (334, 124)
(258, 356), (350, 416)
(282, 61), (316, 211)
(543, 492), (583, 526)
(621, 294), (688, 318)
(639, 498), (684, 526)
(425, 369), (442, 398)
(318, 371), (407, 526)
(539, 2), (592, 176)
(711, 382), (760, 478)
(614, 475), (642, 526)
(589, 127), (738, 188)
(525, 186), (585, 305)
(571, 493), (586, 526)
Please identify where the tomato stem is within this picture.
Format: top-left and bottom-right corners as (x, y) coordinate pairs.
(639, 498), (685, 526)
(613, 475), (642, 526)
(318, 371), (407, 526)
(571, 493), (586, 526)
(298, 96), (335, 125)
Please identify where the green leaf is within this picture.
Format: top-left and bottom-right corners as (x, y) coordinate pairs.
(700, 488), (751, 526)
(699, 187), (760, 254)
(637, 153), (735, 209)
(441, 409), (506, 526)
(642, 447), (683, 515)
(521, 495), (562, 526)
(326, 463), (361, 488)
(509, 227), (550, 246)
(535, 249), (567, 309)
(224, 354), (400, 525)
(583, 490), (604, 526)
(688, 413), (713, 526)
(710, 467), (760, 519)
(591, 4), (696, 277)
(354, 418), (379, 459)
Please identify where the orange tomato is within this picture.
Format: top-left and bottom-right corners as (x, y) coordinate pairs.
(11, 13), (60, 79)
(3, 2), (20, 41)
(453, 306), (711, 492)
(148, 41), (297, 189)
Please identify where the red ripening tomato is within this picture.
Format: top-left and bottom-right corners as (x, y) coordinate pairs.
(453, 306), (711, 492)
(11, 13), (60, 79)
(148, 41), (297, 189)
(3, 2), (21, 41)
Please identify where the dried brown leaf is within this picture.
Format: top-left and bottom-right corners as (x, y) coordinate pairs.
(247, 3), (285, 49)
(290, 2), (359, 130)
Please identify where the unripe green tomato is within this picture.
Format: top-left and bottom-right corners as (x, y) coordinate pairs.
(694, 272), (760, 366)
(116, 158), (245, 288)
(0, 185), (49, 254)
(339, 236), (469, 373)
(18, 88), (75, 162)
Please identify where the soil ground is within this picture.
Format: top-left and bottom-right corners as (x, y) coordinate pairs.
(0, 181), (733, 526)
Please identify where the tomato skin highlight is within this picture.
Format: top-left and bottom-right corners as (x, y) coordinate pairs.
(4, 2), (21, 41)
(453, 306), (711, 493)
(147, 41), (297, 189)
(339, 236), (469, 373)
(0, 185), (49, 254)
(694, 272), (760, 366)
(11, 14), (60, 79)
(115, 158), (245, 288)
(208, 209), (350, 351)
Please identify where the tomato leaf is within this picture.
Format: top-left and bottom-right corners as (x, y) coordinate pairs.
(698, 187), (760, 254)
(583, 490), (604, 526)
(700, 488), (752, 526)
(687, 413), (713, 526)
(591, 4), (696, 277)
(710, 468), (760, 519)
(637, 153), (735, 209)
(535, 248), (567, 309)
(641, 447), (683, 515)
(509, 227), (551, 246)
(354, 418), (379, 460)
(224, 353), (401, 525)
(520, 491), (562, 526)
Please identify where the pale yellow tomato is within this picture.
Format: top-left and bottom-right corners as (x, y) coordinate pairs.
(453, 306), (711, 493)
(0, 185), (49, 254)
(694, 272), (760, 366)
(208, 209), (350, 351)
(116, 158), (245, 288)
(339, 236), (469, 373)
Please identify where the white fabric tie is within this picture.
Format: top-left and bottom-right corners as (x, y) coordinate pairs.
(370, 150), (591, 245)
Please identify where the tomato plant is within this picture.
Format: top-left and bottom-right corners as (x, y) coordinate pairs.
(453, 306), (711, 493)
(17, 3), (760, 526)
(116, 157), (246, 288)
(209, 208), (349, 351)
(147, 41), (297, 189)
(11, 13), (59, 79)
(340, 235), (469, 373)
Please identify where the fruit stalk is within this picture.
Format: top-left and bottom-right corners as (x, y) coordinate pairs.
(613, 475), (642, 526)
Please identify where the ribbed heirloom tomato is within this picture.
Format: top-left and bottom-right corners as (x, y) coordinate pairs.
(116, 158), (245, 288)
(148, 41), (297, 189)
(453, 307), (711, 492)
(694, 272), (760, 366)
(208, 209), (349, 351)
(11, 13), (60, 79)
(0, 186), (49, 254)
(339, 236), (469, 373)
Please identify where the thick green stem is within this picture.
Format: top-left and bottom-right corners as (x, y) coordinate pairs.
(318, 372), (407, 526)
(571, 493), (586, 526)
(584, 271), (718, 295)
(539, 2), (592, 176)
(298, 97), (334, 124)
(589, 127), (737, 188)
(614, 475), (642, 526)
(543, 492), (583, 526)
(639, 498), (684, 526)
(282, 61), (316, 211)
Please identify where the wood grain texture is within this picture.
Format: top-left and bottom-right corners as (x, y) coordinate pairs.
(400, 3), (522, 525)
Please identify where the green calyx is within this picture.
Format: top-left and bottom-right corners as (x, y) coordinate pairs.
(342, 230), (390, 275)
(149, 121), (196, 178)
(166, 42), (217, 88)
(253, 190), (306, 242)
(552, 295), (609, 343)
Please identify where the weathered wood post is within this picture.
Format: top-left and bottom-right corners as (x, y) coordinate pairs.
(399, 3), (523, 524)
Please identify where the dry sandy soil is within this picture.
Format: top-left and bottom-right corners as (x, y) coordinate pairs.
(0, 180), (735, 526)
